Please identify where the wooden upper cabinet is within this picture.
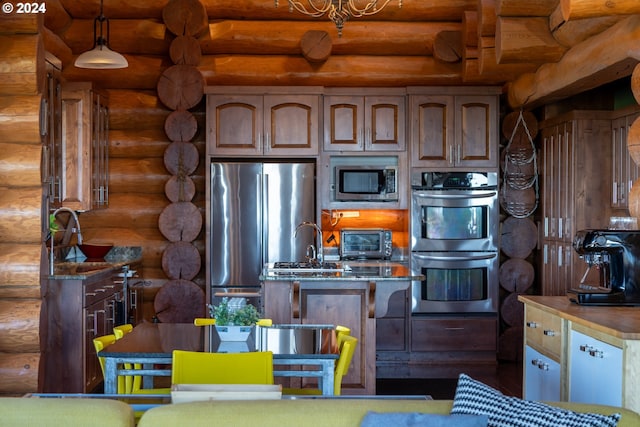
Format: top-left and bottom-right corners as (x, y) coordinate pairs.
(60, 82), (109, 211)
(206, 88), (321, 157)
(323, 93), (406, 152)
(409, 88), (500, 170)
(539, 111), (613, 296)
(611, 107), (640, 209)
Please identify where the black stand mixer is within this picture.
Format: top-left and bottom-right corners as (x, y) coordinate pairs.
(571, 229), (640, 306)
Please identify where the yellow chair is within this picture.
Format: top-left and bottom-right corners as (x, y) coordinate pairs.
(110, 326), (170, 395)
(113, 324), (133, 340)
(194, 318), (272, 327)
(193, 318), (216, 326)
(283, 334), (358, 396)
(93, 334), (127, 394)
(171, 350), (274, 385)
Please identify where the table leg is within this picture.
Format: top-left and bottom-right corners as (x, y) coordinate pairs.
(320, 360), (335, 396)
(104, 357), (118, 394)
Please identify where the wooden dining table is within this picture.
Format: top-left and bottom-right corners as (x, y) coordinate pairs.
(98, 322), (339, 396)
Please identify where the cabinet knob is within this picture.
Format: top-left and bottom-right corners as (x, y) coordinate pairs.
(526, 321), (539, 328)
(543, 329), (556, 336)
(579, 344), (591, 352)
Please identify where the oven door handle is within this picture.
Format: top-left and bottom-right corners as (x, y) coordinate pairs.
(412, 191), (497, 199)
(413, 253), (497, 261)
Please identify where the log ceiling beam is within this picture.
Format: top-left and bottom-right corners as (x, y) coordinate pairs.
(560, 0), (640, 21)
(61, 54), (463, 90)
(58, 0), (475, 21)
(507, 15), (640, 109)
(59, 19), (461, 57)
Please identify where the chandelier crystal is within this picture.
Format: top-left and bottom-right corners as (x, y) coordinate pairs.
(277, 0), (402, 37)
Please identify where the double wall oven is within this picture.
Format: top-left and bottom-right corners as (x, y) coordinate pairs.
(411, 171), (499, 314)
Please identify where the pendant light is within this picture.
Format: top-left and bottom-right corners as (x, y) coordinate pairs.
(74, 0), (128, 69)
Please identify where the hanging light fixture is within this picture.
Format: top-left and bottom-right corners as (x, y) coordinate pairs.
(74, 0), (128, 69)
(276, 0), (401, 37)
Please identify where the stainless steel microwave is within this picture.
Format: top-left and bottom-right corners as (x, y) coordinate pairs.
(340, 228), (393, 260)
(335, 165), (398, 201)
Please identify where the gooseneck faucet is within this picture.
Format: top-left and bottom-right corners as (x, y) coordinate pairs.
(49, 207), (83, 275)
(294, 221), (323, 265)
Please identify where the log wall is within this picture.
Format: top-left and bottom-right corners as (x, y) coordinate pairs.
(0, 17), (44, 395)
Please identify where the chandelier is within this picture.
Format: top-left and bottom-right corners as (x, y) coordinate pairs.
(276, 0), (402, 37)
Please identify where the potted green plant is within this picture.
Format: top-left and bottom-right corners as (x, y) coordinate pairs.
(207, 297), (261, 341)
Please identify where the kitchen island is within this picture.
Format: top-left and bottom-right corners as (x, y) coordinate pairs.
(261, 261), (422, 395)
(519, 295), (640, 413)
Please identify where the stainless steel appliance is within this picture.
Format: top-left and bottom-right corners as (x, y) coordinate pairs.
(410, 251), (499, 313)
(411, 171), (498, 252)
(410, 171), (499, 314)
(571, 229), (640, 306)
(340, 228), (393, 260)
(209, 161), (316, 309)
(335, 165), (398, 201)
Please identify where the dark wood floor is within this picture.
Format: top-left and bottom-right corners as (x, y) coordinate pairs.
(376, 360), (523, 400)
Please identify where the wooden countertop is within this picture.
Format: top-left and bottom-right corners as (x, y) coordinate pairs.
(518, 295), (640, 340)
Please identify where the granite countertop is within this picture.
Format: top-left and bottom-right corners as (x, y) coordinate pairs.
(261, 260), (422, 281)
(48, 246), (142, 279)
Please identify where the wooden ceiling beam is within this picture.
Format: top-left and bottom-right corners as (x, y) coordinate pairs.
(560, 0), (640, 21)
(59, 0), (474, 21)
(60, 54), (463, 90)
(58, 19), (461, 57)
(507, 14), (640, 109)
(496, 0), (557, 16)
(496, 17), (567, 64)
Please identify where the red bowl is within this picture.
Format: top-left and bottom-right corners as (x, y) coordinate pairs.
(78, 243), (113, 260)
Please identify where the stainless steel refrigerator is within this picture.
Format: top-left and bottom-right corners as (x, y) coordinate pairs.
(209, 161), (316, 309)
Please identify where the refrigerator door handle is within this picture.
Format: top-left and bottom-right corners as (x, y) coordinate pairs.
(262, 172), (269, 265)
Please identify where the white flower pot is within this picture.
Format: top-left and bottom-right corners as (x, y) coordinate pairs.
(215, 325), (253, 341)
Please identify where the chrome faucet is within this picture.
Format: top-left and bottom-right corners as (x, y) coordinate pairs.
(49, 207), (83, 275)
(295, 221), (323, 265)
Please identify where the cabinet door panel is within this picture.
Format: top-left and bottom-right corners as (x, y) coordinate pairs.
(365, 96), (405, 151)
(266, 95), (319, 155)
(569, 329), (622, 407)
(208, 95), (263, 155)
(455, 95), (497, 167)
(410, 95), (452, 166)
(299, 286), (373, 393)
(323, 96), (363, 151)
(525, 345), (561, 401)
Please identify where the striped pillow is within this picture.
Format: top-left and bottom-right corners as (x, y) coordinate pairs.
(451, 374), (620, 427)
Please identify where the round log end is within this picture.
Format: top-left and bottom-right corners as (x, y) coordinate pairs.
(157, 64), (205, 111)
(433, 30), (462, 63)
(632, 63), (640, 105)
(154, 279), (205, 323)
(164, 110), (198, 142)
(169, 35), (203, 66)
(162, 0), (209, 37)
(502, 110), (538, 140)
(300, 30), (332, 63)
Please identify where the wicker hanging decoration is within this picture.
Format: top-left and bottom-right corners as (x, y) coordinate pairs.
(499, 110), (539, 218)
